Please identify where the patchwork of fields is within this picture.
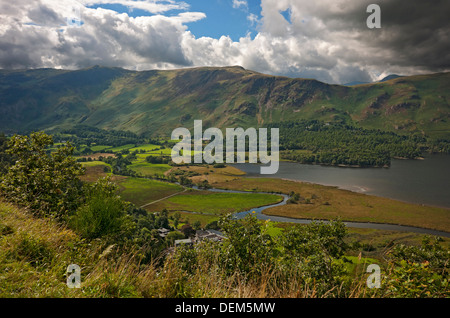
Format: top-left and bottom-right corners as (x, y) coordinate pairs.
(79, 143), (450, 239)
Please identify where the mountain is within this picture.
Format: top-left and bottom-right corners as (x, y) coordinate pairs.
(343, 80), (370, 86)
(379, 74), (403, 82)
(343, 74), (403, 86)
(0, 66), (449, 139)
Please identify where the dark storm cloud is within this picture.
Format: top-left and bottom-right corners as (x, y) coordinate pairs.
(336, 0), (450, 71)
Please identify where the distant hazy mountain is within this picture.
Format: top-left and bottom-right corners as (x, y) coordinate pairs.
(343, 80), (370, 86)
(379, 74), (403, 82)
(0, 66), (448, 139)
(343, 74), (404, 86)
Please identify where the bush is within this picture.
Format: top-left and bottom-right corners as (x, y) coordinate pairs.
(218, 215), (276, 279)
(378, 236), (450, 297)
(70, 177), (134, 240)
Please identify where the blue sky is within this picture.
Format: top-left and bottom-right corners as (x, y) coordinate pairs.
(186, 0), (262, 41)
(86, 0), (263, 41)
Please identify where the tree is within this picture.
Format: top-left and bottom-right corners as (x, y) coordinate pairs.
(173, 212), (181, 229)
(192, 220), (202, 231)
(0, 132), (85, 217)
(279, 219), (348, 293)
(180, 224), (195, 238)
(218, 214), (276, 278)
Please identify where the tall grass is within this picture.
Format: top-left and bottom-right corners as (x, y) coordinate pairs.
(5, 198), (441, 298)
(1, 198), (376, 298)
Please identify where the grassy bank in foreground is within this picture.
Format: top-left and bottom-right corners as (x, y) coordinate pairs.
(1, 199), (449, 298)
(0, 199), (370, 298)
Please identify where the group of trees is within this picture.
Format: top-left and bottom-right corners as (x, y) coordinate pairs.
(53, 125), (151, 150)
(0, 133), (14, 175)
(0, 133), (168, 248)
(1, 132), (85, 217)
(268, 120), (443, 167)
(101, 151), (139, 177)
(146, 155), (171, 164)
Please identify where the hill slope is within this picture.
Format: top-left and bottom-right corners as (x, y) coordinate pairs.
(0, 66), (449, 139)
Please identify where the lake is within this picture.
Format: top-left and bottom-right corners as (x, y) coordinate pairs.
(232, 154), (450, 209)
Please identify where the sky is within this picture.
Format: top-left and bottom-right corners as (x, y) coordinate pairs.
(0, 0), (449, 84)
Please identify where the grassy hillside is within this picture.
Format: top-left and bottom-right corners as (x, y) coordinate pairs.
(2, 197), (449, 298)
(0, 66), (449, 139)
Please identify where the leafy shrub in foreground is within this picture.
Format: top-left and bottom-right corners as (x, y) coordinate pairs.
(70, 177), (135, 241)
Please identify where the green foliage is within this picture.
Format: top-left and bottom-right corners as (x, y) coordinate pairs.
(102, 152), (138, 177)
(272, 120), (431, 167)
(54, 125), (150, 152)
(146, 155), (170, 164)
(380, 236), (450, 297)
(218, 215), (276, 279)
(0, 132), (85, 217)
(171, 215), (354, 296)
(280, 220), (348, 260)
(70, 177), (135, 241)
(287, 191), (300, 204)
(127, 206), (173, 262)
(0, 133), (14, 175)
(278, 220), (349, 294)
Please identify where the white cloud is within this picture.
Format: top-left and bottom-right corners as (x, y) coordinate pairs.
(232, 0), (248, 10)
(247, 13), (259, 26)
(79, 0), (189, 14)
(0, 0), (448, 84)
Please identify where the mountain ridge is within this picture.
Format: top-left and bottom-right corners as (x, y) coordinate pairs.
(0, 66), (449, 139)
(343, 74), (404, 86)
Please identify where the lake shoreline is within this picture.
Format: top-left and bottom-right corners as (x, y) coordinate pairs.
(275, 177), (450, 211)
(230, 154), (450, 209)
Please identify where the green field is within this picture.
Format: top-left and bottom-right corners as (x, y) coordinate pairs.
(80, 160), (110, 168)
(116, 177), (184, 207)
(129, 162), (171, 176)
(145, 190), (283, 214)
(108, 144), (137, 152)
(126, 152), (172, 176)
(90, 144), (112, 152)
(128, 144), (161, 152)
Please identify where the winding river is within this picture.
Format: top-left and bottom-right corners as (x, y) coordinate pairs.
(205, 188), (450, 238)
